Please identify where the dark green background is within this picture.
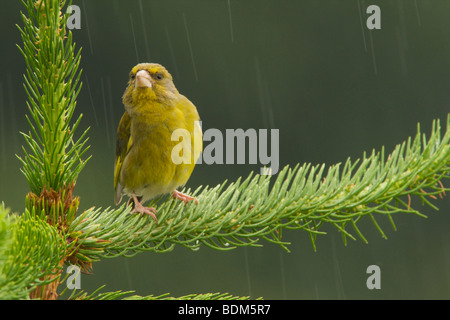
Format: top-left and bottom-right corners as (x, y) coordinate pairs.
(1, 0), (449, 299)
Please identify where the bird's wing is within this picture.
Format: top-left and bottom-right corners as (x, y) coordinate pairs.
(114, 111), (133, 204)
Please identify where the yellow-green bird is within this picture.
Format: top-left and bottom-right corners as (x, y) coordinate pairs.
(114, 63), (202, 222)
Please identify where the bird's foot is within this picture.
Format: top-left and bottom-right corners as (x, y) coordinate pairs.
(172, 190), (198, 205)
(129, 194), (158, 222)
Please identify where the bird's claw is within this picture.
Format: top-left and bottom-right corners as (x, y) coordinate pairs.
(129, 194), (158, 222)
(172, 190), (198, 205)
(130, 205), (158, 222)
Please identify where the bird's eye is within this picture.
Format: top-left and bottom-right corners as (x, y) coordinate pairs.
(130, 73), (135, 80)
(155, 73), (163, 80)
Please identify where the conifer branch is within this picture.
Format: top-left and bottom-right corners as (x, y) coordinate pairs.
(16, 0), (89, 195)
(2, 0), (449, 301)
(12, 0), (88, 299)
(61, 286), (252, 300)
(68, 116), (450, 266)
(0, 205), (66, 299)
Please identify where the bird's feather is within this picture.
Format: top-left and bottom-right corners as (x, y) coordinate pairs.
(114, 111), (132, 204)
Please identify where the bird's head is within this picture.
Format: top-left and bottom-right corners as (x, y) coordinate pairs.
(122, 63), (178, 108)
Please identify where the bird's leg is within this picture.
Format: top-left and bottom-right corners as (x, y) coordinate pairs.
(129, 194), (158, 222)
(172, 190), (198, 205)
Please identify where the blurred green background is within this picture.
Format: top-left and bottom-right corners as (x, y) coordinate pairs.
(1, 0), (450, 299)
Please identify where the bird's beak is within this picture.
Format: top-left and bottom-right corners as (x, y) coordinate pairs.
(135, 70), (153, 88)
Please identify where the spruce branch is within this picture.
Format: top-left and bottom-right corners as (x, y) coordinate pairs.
(0, 206), (66, 299)
(6, 0), (450, 301)
(67, 116), (450, 265)
(16, 0), (89, 195)
(60, 285), (253, 300)
(13, 0), (88, 299)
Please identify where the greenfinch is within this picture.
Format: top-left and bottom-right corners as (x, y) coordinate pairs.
(114, 63), (202, 222)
